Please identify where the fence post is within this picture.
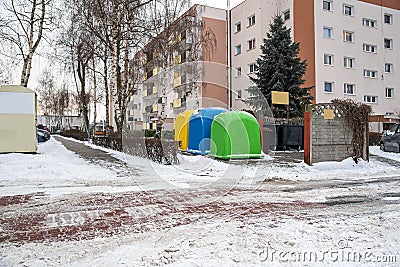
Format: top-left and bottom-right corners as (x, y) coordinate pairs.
(304, 111), (311, 165)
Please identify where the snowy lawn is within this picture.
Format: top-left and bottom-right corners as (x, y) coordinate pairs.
(78, 137), (400, 184)
(0, 137), (139, 197)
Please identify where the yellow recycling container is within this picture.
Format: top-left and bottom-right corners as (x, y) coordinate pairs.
(174, 110), (194, 151)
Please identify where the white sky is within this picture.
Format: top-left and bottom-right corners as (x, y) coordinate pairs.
(192, 0), (244, 9)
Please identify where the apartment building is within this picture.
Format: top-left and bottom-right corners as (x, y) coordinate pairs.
(126, 5), (227, 131)
(127, 0), (399, 132)
(231, 0), (400, 131)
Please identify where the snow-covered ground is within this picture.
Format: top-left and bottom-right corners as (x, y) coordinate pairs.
(370, 146), (400, 162)
(0, 138), (139, 197)
(1, 137), (399, 266)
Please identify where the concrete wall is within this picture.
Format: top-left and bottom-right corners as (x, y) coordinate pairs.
(311, 116), (353, 163)
(306, 103), (369, 164)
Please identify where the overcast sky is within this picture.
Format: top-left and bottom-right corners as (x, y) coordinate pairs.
(192, 0), (244, 9)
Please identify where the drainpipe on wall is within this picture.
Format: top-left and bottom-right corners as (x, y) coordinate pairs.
(227, 0), (232, 110)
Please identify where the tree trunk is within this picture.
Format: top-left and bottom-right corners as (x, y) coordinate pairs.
(92, 57), (97, 123)
(103, 46), (110, 126)
(110, 6), (122, 134)
(77, 44), (91, 139)
(20, 0), (46, 87)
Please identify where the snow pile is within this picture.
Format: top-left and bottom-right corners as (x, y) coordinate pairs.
(370, 146), (400, 162)
(268, 156), (398, 182)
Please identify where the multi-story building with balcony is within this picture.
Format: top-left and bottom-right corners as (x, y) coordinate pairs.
(127, 0), (400, 133)
(231, 0), (400, 132)
(126, 5), (227, 131)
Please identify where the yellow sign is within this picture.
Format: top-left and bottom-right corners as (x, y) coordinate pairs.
(173, 98), (182, 108)
(324, 109), (335, 120)
(271, 91), (289, 105)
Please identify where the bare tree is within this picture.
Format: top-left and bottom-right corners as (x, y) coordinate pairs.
(36, 69), (73, 129)
(0, 0), (51, 87)
(75, 38), (93, 134)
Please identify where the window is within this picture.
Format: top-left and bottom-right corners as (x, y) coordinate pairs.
(247, 38), (256, 50)
(363, 43), (377, 53)
(343, 4), (354, 16)
(362, 18), (377, 28)
(133, 104), (138, 109)
(385, 63), (393, 73)
(235, 44), (242, 55)
(283, 9), (290, 21)
(343, 31), (354, 42)
(324, 82), (334, 93)
(386, 88), (394, 98)
(384, 38), (393, 49)
(323, 27), (333, 39)
(235, 22), (241, 33)
(237, 90), (242, 99)
(344, 83), (355, 95)
(344, 57), (355, 68)
(363, 69), (378, 78)
(324, 54), (334, 65)
(384, 14), (393, 24)
(364, 95), (378, 103)
(235, 67), (242, 77)
(323, 0), (333, 11)
(247, 14), (255, 27)
(248, 63), (258, 74)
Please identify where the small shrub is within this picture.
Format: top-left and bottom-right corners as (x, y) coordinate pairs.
(369, 132), (382, 146)
(61, 129), (88, 141)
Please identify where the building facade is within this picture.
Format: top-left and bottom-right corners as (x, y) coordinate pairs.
(230, 0), (400, 132)
(127, 5), (227, 131)
(128, 0), (400, 132)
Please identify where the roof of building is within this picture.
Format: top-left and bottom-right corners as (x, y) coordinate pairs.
(0, 85), (35, 94)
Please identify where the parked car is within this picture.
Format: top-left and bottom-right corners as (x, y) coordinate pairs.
(37, 129), (50, 142)
(37, 124), (50, 132)
(380, 124), (400, 153)
(92, 123), (105, 136)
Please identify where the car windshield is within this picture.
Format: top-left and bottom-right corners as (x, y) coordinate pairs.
(387, 124), (398, 135)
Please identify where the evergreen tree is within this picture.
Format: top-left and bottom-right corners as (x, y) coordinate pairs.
(249, 15), (313, 118)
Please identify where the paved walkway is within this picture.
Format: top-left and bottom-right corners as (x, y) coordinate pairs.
(54, 136), (137, 177)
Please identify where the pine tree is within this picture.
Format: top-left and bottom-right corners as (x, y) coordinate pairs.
(249, 15), (313, 118)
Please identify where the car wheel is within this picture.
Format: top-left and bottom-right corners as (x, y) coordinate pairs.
(380, 142), (385, 151)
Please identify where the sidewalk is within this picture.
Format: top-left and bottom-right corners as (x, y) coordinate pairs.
(53, 136), (138, 177)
